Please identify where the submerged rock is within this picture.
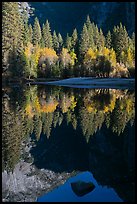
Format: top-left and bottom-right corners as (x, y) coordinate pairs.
(71, 181), (95, 196)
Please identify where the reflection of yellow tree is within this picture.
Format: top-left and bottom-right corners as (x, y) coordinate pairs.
(41, 100), (58, 113)
(84, 90), (115, 114)
(81, 89), (135, 138)
(25, 104), (34, 118)
(24, 86), (134, 140)
(103, 95), (116, 113)
(60, 95), (77, 113)
(24, 86), (39, 118)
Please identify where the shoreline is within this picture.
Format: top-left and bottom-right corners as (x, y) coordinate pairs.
(27, 77), (135, 89)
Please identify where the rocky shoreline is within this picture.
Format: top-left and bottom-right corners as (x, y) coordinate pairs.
(2, 161), (78, 202)
(2, 137), (78, 202)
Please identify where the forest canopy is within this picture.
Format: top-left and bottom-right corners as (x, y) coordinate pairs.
(2, 2), (135, 80)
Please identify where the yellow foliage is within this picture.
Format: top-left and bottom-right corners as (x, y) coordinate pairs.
(60, 48), (71, 66)
(126, 98), (134, 114)
(40, 47), (58, 59)
(109, 96), (116, 112)
(33, 45), (41, 65)
(41, 101), (58, 113)
(60, 95), (77, 113)
(86, 105), (97, 113)
(103, 96), (116, 113)
(69, 96), (77, 110)
(34, 96), (41, 113)
(24, 42), (34, 57)
(70, 51), (77, 66)
(85, 48), (96, 61)
(126, 47), (133, 67)
(102, 47), (110, 56)
(25, 104), (34, 118)
(120, 48), (133, 67)
(109, 49), (116, 67)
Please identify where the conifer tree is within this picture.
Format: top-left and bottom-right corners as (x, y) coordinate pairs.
(28, 24), (33, 43)
(79, 23), (90, 57)
(53, 30), (59, 52)
(112, 23), (129, 62)
(86, 15), (92, 30)
(2, 2), (24, 76)
(92, 23), (99, 49)
(58, 33), (63, 52)
(85, 15), (95, 49)
(32, 17), (42, 46)
(131, 32), (135, 62)
(42, 20), (53, 48)
(132, 32), (135, 48)
(98, 28), (105, 50)
(65, 33), (72, 51)
(18, 2), (33, 47)
(105, 31), (112, 49)
(71, 28), (78, 50)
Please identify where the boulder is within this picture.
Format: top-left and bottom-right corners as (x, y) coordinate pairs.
(71, 181), (95, 197)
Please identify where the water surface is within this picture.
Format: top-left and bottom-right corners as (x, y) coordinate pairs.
(2, 85), (135, 202)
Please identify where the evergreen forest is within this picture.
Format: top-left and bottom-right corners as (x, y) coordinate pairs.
(2, 2), (135, 81)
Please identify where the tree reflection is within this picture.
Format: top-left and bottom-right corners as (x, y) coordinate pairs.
(2, 85), (135, 201)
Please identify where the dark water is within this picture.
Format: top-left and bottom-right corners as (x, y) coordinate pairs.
(2, 85), (135, 202)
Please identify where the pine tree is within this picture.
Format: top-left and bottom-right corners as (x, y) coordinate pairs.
(92, 23), (99, 49)
(19, 2), (32, 47)
(85, 15), (95, 49)
(42, 20), (53, 48)
(97, 28), (105, 50)
(105, 31), (112, 49)
(79, 23), (90, 57)
(2, 2), (24, 76)
(86, 15), (92, 30)
(132, 32), (135, 48)
(28, 24), (33, 43)
(65, 33), (72, 51)
(112, 23), (129, 62)
(58, 33), (63, 53)
(131, 32), (135, 62)
(53, 30), (59, 52)
(23, 23), (29, 46)
(32, 17), (41, 46)
(71, 28), (78, 50)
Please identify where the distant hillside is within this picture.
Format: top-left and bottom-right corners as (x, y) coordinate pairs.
(29, 2), (135, 37)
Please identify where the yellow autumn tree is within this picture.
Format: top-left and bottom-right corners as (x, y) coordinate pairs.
(84, 48), (96, 62)
(100, 47), (110, 58)
(60, 48), (72, 67)
(24, 42), (34, 57)
(39, 47), (58, 67)
(109, 48), (116, 67)
(126, 47), (133, 67)
(70, 50), (77, 66)
(24, 43), (41, 78)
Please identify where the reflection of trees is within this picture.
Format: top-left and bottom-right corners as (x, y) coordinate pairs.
(2, 91), (25, 172)
(110, 92), (135, 135)
(41, 112), (54, 139)
(22, 87), (135, 140)
(79, 89), (135, 139)
(2, 85), (135, 172)
(79, 107), (105, 142)
(2, 85), (135, 202)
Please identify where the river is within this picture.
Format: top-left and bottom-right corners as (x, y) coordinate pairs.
(2, 84), (135, 202)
